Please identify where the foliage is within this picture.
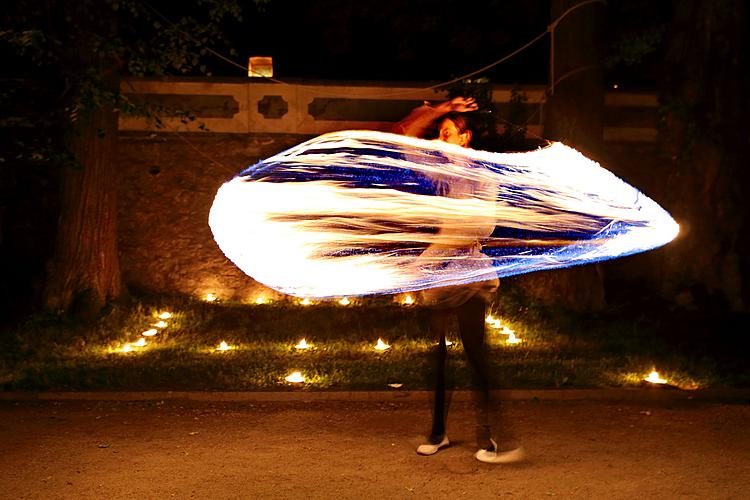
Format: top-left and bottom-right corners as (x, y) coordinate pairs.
(0, 0), (243, 165)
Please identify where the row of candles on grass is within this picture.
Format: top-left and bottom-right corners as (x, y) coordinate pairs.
(120, 310), (521, 354)
(117, 309), (671, 387)
(119, 311), (172, 352)
(204, 293), (415, 307)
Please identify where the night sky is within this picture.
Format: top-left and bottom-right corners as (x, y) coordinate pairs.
(221, 0), (552, 83)
(198, 0), (667, 89)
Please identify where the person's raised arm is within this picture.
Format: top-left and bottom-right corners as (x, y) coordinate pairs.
(391, 97), (478, 138)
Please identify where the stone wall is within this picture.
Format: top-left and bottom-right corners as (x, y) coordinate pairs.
(116, 132), (308, 302)
(116, 78), (673, 305)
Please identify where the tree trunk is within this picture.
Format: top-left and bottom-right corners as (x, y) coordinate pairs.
(43, 102), (121, 317)
(518, 0), (607, 312)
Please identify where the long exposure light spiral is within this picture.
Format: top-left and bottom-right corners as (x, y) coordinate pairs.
(209, 130), (678, 298)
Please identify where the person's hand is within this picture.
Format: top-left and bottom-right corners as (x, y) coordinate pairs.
(437, 97), (478, 114)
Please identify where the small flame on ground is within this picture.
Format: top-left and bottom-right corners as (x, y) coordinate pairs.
(506, 332), (522, 344)
(338, 297), (351, 306)
(142, 329), (158, 337)
(501, 326), (514, 335)
(133, 338), (147, 347)
(285, 371), (305, 383)
(299, 298), (312, 306)
(255, 296), (267, 304)
(216, 341), (233, 351)
(402, 295), (415, 305)
(153, 320), (168, 329)
(295, 338), (311, 350)
(374, 338), (391, 351)
(485, 314), (496, 324)
(205, 293), (217, 302)
(158, 312), (172, 319)
(645, 370), (667, 384)
(121, 343), (133, 353)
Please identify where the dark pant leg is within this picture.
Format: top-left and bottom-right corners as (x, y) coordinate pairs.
(455, 296), (496, 450)
(428, 308), (450, 440)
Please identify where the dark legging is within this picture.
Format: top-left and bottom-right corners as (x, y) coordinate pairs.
(428, 296), (510, 450)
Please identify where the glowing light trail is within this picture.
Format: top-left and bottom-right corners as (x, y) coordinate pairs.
(210, 131), (679, 298)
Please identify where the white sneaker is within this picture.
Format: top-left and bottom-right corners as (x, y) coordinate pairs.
(416, 435), (450, 456)
(474, 439), (526, 464)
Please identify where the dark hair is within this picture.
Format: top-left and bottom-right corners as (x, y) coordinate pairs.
(441, 112), (473, 134)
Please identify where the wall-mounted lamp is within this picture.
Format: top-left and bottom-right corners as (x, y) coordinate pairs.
(248, 56), (273, 78)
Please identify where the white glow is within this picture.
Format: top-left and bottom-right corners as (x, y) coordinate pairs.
(216, 341), (233, 351)
(506, 332), (522, 344)
(158, 312), (172, 319)
(153, 320), (168, 329)
(133, 338), (147, 347)
(142, 329), (158, 337)
(295, 338), (311, 350)
(255, 296), (267, 304)
(121, 343), (133, 353)
(374, 338), (391, 351)
(285, 371), (305, 383)
(338, 297), (351, 306)
(205, 293), (217, 302)
(402, 294), (415, 305)
(645, 370), (667, 384)
(299, 298), (312, 306)
(209, 131), (679, 298)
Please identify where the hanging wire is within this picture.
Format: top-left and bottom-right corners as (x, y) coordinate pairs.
(138, 0), (606, 162)
(140, 0), (550, 99)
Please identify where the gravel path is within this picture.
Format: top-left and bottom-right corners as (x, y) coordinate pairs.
(1, 397), (748, 499)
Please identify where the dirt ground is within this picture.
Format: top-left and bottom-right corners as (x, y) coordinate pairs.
(0, 395), (748, 499)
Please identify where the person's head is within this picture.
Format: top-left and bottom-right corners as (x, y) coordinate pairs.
(438, 112), (473, 147)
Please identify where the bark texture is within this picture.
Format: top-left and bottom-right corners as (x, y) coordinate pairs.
(43, 105), (121, 316)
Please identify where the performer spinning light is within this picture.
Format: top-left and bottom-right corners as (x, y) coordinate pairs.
(208, 97), (678, 464)
(393, 97), (522, 463)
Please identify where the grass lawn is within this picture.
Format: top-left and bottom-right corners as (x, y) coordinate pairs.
(0, 284), (744, 392)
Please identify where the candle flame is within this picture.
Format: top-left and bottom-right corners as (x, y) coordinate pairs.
(295, 338), (311, 350)
(338, 297), (351, 306)
(645, 370), (667, 384)
(506, 332), (522, 344)
(216, 341), (233, 351)
(285, 371), (305, 383)
(374, 338), (391, 351)
(402, 294), (415, 305)
(142, 329), (158, 337)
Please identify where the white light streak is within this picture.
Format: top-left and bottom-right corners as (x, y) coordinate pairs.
(210, 131), (679, 298)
